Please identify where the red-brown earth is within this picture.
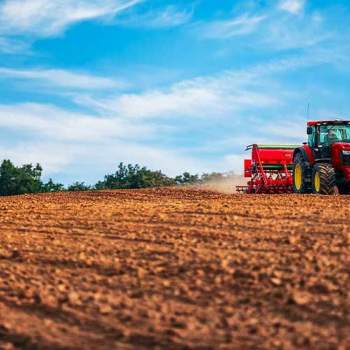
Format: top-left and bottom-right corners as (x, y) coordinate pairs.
(0, 188), (349, 349)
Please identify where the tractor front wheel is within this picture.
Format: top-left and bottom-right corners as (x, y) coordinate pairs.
(293, 153), (311, 193)
(312, 164), (336, 195)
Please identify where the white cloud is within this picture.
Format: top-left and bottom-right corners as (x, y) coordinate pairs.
(147, 6), (192, 28)
(72, 52), (333, 121)
(118, 5), (192, 28)
(0, 143), (74, 173)
(197, 2), (329, 51)
(0, 0), (142, 37)
(0, 99), (215, 181)
(0, 52), (333, 180)
(0, 67), (124, 90)
(0, 103), (153, 142)
(0, 139), (207, 179)
(0, 58), (299, 180)
(279, 0), (305, 15)
(74, 71), (279, 120)
(263, 17), (328, 50)
(199, 14), (266, 39)
(87, 142), (207, 177)
(0, 111), (209, 181)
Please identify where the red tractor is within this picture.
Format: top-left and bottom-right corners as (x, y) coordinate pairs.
(237, 120), (350, 195)
(293, 120), (350, 194)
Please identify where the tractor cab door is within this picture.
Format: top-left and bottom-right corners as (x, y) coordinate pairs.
(307, 126), (320, 159)
(315, 126), (334, 160)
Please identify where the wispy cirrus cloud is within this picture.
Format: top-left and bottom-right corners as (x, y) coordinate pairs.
(0, 0), (143, 38)
(74, 78), (278, 120)
(73, 54), (331, 120)
(117, 5), (193, 28)
(198, 14), (266, 39)
(0, 67), (124, 90)
(197, 3), (330, 51)
(263, 14), (329, 50)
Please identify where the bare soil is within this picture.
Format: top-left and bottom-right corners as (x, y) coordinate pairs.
(0, 188), (349, 350)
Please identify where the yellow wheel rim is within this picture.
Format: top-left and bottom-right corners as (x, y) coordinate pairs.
(294, 164), (302, 190)
(314, 171), (320, 193)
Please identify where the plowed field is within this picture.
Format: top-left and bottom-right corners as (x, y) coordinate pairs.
(0, 188), (349, 350)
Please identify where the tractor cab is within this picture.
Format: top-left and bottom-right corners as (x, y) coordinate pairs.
(306, 121), (350, 160)
(293, 120), (350, 195)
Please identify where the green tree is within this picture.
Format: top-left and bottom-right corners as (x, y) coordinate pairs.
(0, 160), (65, 196)
(68, 182), (91, 191)
(42, 179), (65, 193)
(174, 172), (200, 185)
(96, 162), (174, 189)
(0, 160), (43, 196)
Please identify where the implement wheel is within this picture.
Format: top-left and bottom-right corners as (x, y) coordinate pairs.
(312, 163), (336, 195)
(293, 153), (311, 193)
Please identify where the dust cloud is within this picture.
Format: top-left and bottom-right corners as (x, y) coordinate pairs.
(193, 175), (247, 194)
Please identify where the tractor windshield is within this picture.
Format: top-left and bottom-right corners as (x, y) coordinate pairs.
(319, 125), (350, 145)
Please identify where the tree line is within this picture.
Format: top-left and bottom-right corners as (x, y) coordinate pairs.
(0, 160), (235, 196)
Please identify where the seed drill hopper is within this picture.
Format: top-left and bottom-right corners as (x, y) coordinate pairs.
(236, 144), (299, 194)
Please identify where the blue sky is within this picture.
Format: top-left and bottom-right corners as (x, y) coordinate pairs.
(0, 0), (350, 184)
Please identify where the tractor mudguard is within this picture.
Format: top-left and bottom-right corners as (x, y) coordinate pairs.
(293, 145), (314, 164)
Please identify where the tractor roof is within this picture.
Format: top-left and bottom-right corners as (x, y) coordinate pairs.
(307, 120), (350, 126)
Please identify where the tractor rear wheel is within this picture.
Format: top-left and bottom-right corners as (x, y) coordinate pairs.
(293, 153), (311, 193)
(312, 163), (336, 195)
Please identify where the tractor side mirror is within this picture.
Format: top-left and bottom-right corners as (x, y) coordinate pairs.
(307, 126), (313, 135)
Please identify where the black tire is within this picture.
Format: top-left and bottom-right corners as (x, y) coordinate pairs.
(312, 163), (336, 195)
(293, 153), (311, 193)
